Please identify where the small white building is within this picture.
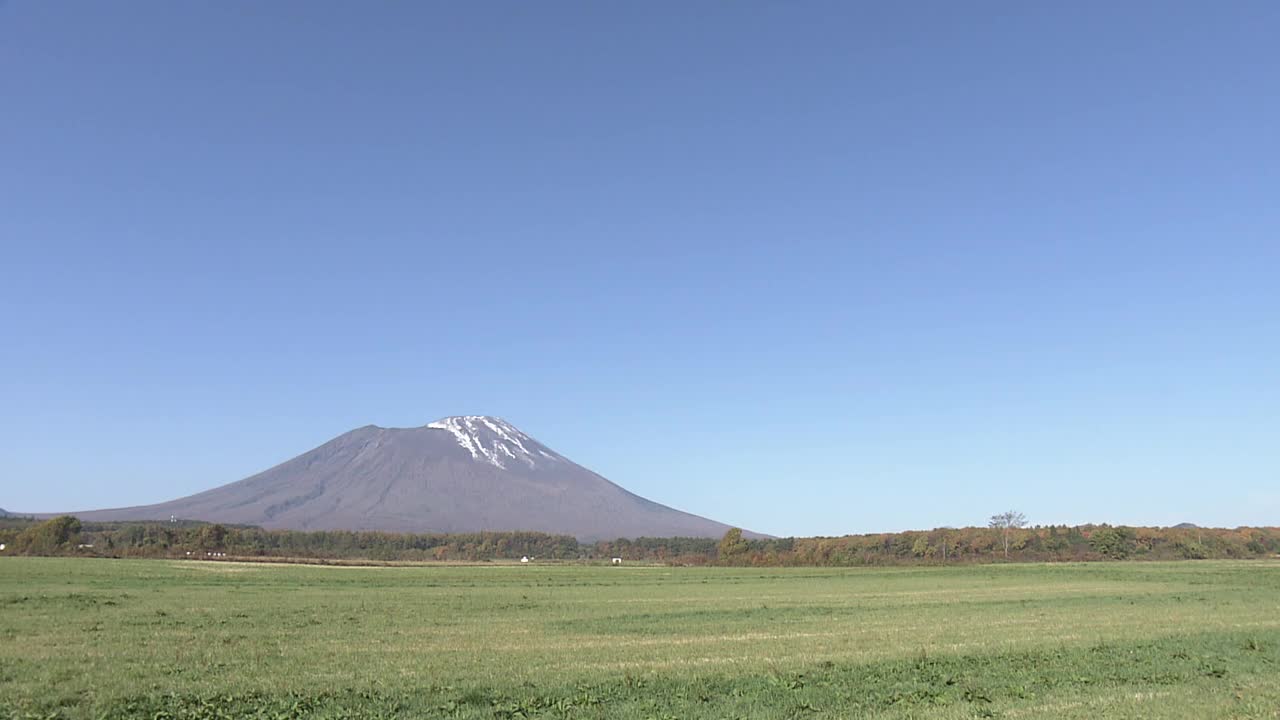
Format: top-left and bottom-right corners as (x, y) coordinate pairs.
(611, 557), (622, 565)
(520, 556), (530, 563)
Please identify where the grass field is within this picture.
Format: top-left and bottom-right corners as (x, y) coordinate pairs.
(2, 558), (1278, 719)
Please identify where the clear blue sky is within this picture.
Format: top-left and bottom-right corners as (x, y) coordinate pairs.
(2, 2), (1277, 536)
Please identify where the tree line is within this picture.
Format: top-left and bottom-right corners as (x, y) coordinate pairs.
(1, 515), (1276, 565)
(705, 523), (1280, 566)
(0, 517), (579, 562)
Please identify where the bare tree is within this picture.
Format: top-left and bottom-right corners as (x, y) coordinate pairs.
(989, 510), (1027, 559)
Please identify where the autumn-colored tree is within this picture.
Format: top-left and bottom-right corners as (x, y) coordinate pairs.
(910, 535), (931, 558)
(197, 523), (227, 550)
(717, 528), (749, 564)
(15, 515), (81, 555)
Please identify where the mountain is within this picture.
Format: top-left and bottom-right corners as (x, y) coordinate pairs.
(53, 416), (756, 541)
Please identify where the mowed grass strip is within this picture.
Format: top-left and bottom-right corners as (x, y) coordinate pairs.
(1, 558), (1278, 718)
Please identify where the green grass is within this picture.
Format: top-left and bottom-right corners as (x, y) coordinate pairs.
(2, 558), (1278, 718)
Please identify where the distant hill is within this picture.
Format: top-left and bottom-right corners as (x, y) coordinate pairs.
(46, 416), (760, 541)
(1172, 523), (1199, 529)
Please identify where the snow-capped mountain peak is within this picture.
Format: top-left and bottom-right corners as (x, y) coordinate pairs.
(53, 415), (755, 540)
(425, 415), (563, 469)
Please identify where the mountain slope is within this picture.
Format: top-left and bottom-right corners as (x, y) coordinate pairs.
(57, 416), (754, 541)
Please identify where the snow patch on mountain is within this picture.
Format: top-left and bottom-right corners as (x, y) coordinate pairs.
(426, 416), (562, 470)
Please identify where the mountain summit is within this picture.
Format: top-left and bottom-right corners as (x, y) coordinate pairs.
(57, 416), (753, 541)
(424, 416), (569, 470)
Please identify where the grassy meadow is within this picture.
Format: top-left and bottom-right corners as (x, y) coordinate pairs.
(1, 557), (1278, 719)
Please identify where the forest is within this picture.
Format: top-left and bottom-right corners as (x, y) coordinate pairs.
(2, 515), (1277, 566)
